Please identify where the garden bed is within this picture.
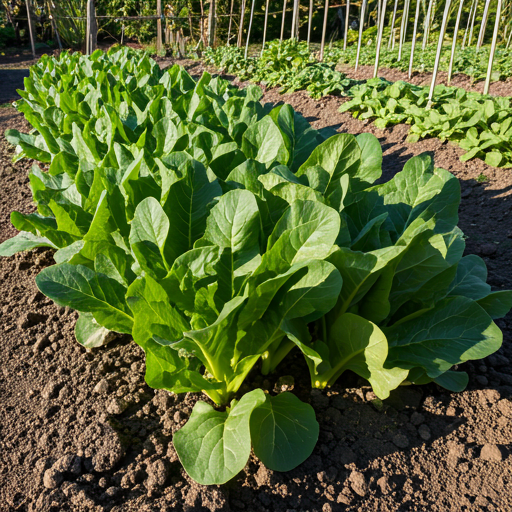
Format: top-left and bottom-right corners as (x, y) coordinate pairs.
(1, 59), (512, 512)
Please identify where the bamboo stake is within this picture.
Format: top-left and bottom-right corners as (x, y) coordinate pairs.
(468, 0), (479, 46)
(388, 0), (399, 49)
(462, 0), (477, 48)
(25, 0), (36, 59)
(422, 0), (435, 50)
(343, 0), (350, 50)
(227, 0), (234, 44)
(401, 0), (410, 46)
(48, 3), (63, 51)
(447, 0), (464, 85)
(280, 0), (287, 41)
(408, 0), (421, 78)
(157, 0), (163, 52)
(291, 0), (298, 38)
(398, 0), (410, 61)
(484, 0), (502, 94)
(307, 0), (313, 47)
(245, 0), (256, 58)
(262, 0), (270, 53)
(319, 0), (329, 61)
(208, 0), (216, 47)
(296, 0), (301, 39)
(476, 0), (491, 49)
(238, 0), (246, 47)
(427, 0), (452, 108)
(355, 0), (368, 69)
(507, 25), (512, 48)
(373, 0), (388, 77)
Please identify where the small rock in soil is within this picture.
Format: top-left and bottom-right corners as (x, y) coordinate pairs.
(53, 454), (82, 476)
(410, 412), (424, 426)
(478, 243), (498, 257)
(480, 444), (502, 461)
(146, 459), (168, 491)
(392, 433), (409, 448)
(497, 399), (512, 417)
(43, 468), (63, 489)
(377, 475), (393, 495)
(418, 424), (431, 441)
(476, 375), (489, 386)
(94, 379), (109, 394)
(33, 335), (49, 352)
(106, 397), (128, 415)
(41, 381), (59, 400)
(349, 471), (367, 497)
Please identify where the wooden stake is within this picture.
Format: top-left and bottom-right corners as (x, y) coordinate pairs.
(238, 0), (247, 47)
(319, 0), (329, 61)
(397, 0), (410, 61)
(373, 0), (388, 77)
(157, 0), (163, 53)
(447, 0), (464, 84)
(462, 0), (477, 48)
(388, 0), (399, 49)
(422, 0), (434, 50)
(427, 0), (452, 108)
(477, 0), (491, 49)
(468, 0), (479, 46)
(307, 0), (313, 47)
(355, 0), (367, 69)
(484, 0), (502, 94)
(228, 0), (235, 45)
(262, 0), (271, 54)
(245, 0), (256, 58)
(208, 0), (216, 46)
(343, 0), (350, 50)
(408, 0), (421, 78)
(25, 0), (36, 59)
(86, 0), (97, 55)
(291, 0), (298, 39)
(280, 0), (287, 41)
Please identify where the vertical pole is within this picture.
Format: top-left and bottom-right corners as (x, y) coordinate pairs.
(291, 0), (298, 39)
(422, 0), (435, 50)
(245, 0), (256, 58)
(262, 0), (271, 54)
(343, 0), (350, 50)
(208, 0), (216, 46)
(408, 0), (421, 77)
(355, 0), (367, 69)
(447, 0), (464, 84)
(49, 10), (63, 51)
(476, 0), (491, 49)
(157, 0), (163, 53)
(427, 0), (452, 108)
(398, 0), (410, 61)
(319, 0), (329, 61)
(307, 0), (313, 47)
(280, 0), (287, 41)
(484, 0), (502, 94)
(227, 0), (235, 44)
(238, 0), (246, 47)
(468, 0), (479, 46)
(189, 4), (193, 40)
(388, 0), (399, 49)
(86, 0), (97, 54)
(462, 0), (476, 48)
(25, 0), (36, 59)
(373, 0), (388, 77)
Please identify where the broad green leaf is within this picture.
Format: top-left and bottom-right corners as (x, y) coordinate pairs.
(0, 231), (58, 256)
(173, 389), (266, 485)
(251, 392), (319, 471)
(36, 263), (133, 333)
(75, 312), (115, 348)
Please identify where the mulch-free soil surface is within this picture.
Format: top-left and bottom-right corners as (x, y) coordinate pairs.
(1, 57), (512, 512)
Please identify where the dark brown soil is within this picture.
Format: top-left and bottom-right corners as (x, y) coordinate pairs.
(1, 60), (512, 512)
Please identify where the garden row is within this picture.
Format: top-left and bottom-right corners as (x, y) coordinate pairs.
(2, 47), (511, 486)
(204, 40), (512, 168)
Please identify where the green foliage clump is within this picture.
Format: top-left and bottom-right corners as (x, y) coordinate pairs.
(2, 47), (511, 486)
(341, 78), (512, 167)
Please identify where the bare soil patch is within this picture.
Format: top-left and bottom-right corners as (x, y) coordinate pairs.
(1, 59), (512, 512)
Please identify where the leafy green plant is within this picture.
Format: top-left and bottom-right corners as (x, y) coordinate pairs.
(2, 48), (511, 486)
(341, 78), (512, 167)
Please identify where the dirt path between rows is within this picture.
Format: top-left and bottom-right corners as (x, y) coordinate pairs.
(1, 57), (512, 512)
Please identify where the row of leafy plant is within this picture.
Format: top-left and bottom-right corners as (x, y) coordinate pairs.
(341, 78), (512, 168)
(203, 40), (360, 99)
(2, 47), (511, 485)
